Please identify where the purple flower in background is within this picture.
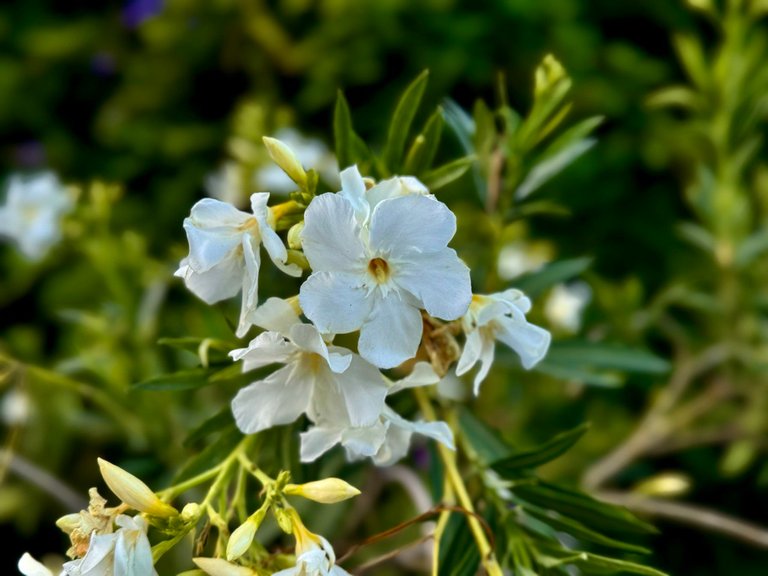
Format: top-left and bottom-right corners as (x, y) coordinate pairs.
(91, 52), (117, 76)
(13, 142), (45, 169)
(122, 0), (163, 29)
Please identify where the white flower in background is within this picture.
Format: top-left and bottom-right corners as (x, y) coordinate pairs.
(273, 534), (350, 576)
(496, 241), (551, 280)
(256, 128), (338, 194)
(299, 178), (472, 369)
(0, 172), (74, 261)
(544, 282), (591, 333)
(205, 161), (246, 206)
(457, 289), (551, 394)
(175, 194), (301, 337)
(19, 515), (155, 576)
(1, 388), (30, 426)
(300, 362), (454, 466)
(230, 316), (388, 434)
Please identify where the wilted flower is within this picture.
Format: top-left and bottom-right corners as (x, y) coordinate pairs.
(300, 169), (471, 369)
(0, 172), (74, 261)
(456, 290), (551, 394)
(175, 194), (301, 337)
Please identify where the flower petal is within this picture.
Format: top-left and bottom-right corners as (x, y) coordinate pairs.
(358, 295), (422, 369)
(236, 235), (262, 338)
(396, 248), (471, 320)
(368, 195), (456, 256)
(387, 362), (440, 394)
(366, 175), (429, 212)
(230, 331), (297, 371)
(175, 256), (242, 304)
(332, 355), (388, 426)
(18, 554), (55, 576)
(495, 318), (551, 369)
(301, 193), (367, 273)
(300, 427), (344, 462)
(338, 165), (370, 224)
(289, 323), (352, 374)
(246, 297), (300, 335)
(231, 365), (312, 433)
(299, 271), (371, 334)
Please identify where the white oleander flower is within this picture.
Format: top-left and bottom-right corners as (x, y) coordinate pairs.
(272, 535), (350, 576)
(0, 172), (73, 261)
(256, 128), (339, 194)
(230, 319), (388, 435)
(299, 173), (471, 369)
(456, 289), (551, 394)
(300, 362), (454, 466)
(544, 282), (591, 333)
(205, 161), (246, 206)
(19, 515), (155, 576)
(175, 194), (301, 337)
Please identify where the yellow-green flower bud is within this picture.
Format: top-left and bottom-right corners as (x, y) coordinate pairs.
(284, 478), (361, 504)
(534, 54), (566, 96)
(182, 502), (202, 522)
(193, 557), (258, 576)
(262, 137), (308, 190)
(97, 458), (178, 518)
(226, 517), (258, 562)
(55, 513), (81, 534)
(287, 222), (304, 251)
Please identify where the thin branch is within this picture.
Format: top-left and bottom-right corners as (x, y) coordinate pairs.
(3, 450), (87, 511)
(598, 490), (768, 549)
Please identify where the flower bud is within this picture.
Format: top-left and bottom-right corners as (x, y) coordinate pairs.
(97, 458), (178, 518)
(182, 502), (202, 522)
(55, 513), (81, 535)
(226, 508), (265, 562)
(193, 557), (257, 576)
(287, 222), (304, 250)
(262, 137), (307, 190)
(284, 478), (361, 504)
(535, 54), (567, 96)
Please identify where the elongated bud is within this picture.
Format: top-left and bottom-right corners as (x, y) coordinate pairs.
(262, 137), (307, 190)
(226, 506), (266, 562)
(97, 458), (178, 518)
(535, 54), (566, 96)
(193, 557), (258, 576)
(284, 478), (360, 504)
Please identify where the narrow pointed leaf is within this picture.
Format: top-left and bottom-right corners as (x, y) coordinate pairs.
(334, 90), (355, 169)
(383, 70), (429, 172)
(403, 106), (444, 175)
(513, 257), (592, 297)
(422, 156), (474, 191)
(491, 422), (590, 476)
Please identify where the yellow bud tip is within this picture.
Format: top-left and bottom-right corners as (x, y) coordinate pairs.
(97, 458), (178, 518)
(284, 478), (361, 504)
(262, 136), (307, 188)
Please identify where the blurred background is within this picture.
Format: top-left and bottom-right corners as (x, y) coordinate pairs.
(1, 0), (768, 574)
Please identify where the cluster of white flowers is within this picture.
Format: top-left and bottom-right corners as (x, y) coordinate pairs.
(0, 172), (74, 261)
(177, 145), (551, 467)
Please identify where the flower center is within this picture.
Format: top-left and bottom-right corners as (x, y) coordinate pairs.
(367, 257), (390, 284)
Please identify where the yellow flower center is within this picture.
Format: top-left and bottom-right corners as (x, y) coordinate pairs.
(368, 258), (390, 284)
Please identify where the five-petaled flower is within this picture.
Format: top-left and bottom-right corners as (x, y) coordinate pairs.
(175, 194), (301, 337)
(299, 168), (472, 369)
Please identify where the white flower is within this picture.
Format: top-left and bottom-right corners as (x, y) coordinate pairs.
(272, 536), (350, 576)
(174, 194), (301, 337)
(300, 363), (454, 466)
(20, 515), (155, 576)
(194, 557), (258, 576)
(230, 318), (388, 435)
(544, 282), (591, 333)
(496, 241), (551, 280)
(256, 128), (339, 194)
(205, 161), (247, 206)
(456, 289), (551, 394)
(299, 169), (472, 369)
(0, 172), (73, 261)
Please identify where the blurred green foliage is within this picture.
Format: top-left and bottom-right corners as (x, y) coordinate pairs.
(2, 0), (768, 574)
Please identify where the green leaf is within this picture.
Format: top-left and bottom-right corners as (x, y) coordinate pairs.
(531, 361), (624, 388)
(334, 90), (356, 169)
(491, 423), (590, 476)
(516, 138), (596, 199)
(422, 156), (474, 191)
(538, 545), (669, 576)
(183, 407), (233, 448)
(736, 228), (768, 267)
(383, 70), (430, 173)
(543, 341), (670, 374)
(457, 407), (511, 465)
(133, 368), (212, 391)
(403, 106), (444, 175)
(438, 513), (481, 576)
(174, 427), (242, 483)
(520, 504), (650, 554)
(513, 482), (658, 535)
(513, 257), (592, 297)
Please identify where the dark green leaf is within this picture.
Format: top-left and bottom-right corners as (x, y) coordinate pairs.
(491, 423), (590, 476)
(438, 513), (481, 576)
(543, 341), (670, 374)
(383, 70), (429, 173)
(183, 407), (233, 448)
(334, 90), (355, 169)
(538, 544), (669, 576)
(457, 407), (511, 465)
(422, 156), (474, 191)
(519, 504), (650, 554)
(531, 362), (624, 388)
(513, 482), (658, 535)
(174, 427), (242, 483)
(403, 106), (444, 175)
(133, 368), (212, 391)
(513, 257), (592, 297)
